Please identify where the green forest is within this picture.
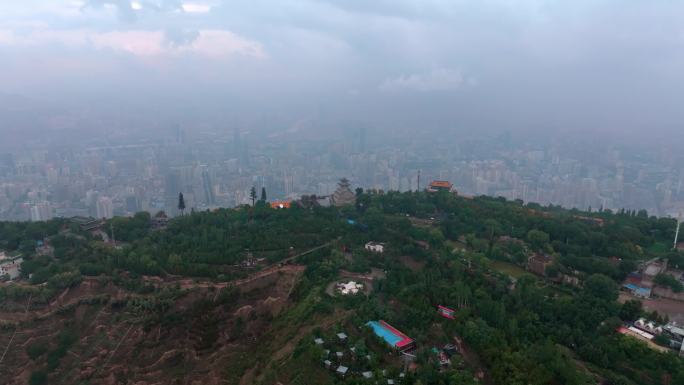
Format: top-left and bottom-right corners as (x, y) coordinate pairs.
(1, 190), (683, 384)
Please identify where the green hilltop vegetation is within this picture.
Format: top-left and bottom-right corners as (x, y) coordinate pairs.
(2, 190), (684, 384)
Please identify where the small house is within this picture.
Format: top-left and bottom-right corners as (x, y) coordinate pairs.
(337, 332), (348, 342)
(527, 253), (553, 276)
(314, 338), (324, 345)
(336, 365), (349, 378)
(362, 371), (373, 379)
(323, 360), (332, 369)
(365, 242), (385, 253)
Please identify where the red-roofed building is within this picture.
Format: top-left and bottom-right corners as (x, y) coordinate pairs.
(270, 200), (292, 209)
(437, 305), (456, 319)
(427, 180), (454, 193)
(380, 321), (415, 351)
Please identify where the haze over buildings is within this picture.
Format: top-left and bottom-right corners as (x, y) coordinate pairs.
(0, 1), (683, 219)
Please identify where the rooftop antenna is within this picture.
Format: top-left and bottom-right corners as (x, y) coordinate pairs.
(674, 211), (682, 250)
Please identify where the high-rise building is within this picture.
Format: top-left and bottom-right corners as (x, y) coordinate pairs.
(96, 196), (114, 219)
(284, 175), (295, 196)
(201, 168), (216, 205)
(165, 170), (181, 197)
(125, 195), (140, 213)
(233, 128), (241, 157)
(30, 202), (53, 222)
(357, 127), (367, 153)
(175, 124), (186, 144)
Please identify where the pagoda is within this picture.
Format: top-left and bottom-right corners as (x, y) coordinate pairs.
(331, 178), (356, 207)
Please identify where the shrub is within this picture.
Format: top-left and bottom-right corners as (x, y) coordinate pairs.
(26, 342), (48, 360)
(29, 370), (47, 385)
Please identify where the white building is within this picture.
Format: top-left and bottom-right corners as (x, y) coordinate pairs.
(365, 242), (385, 253)
(635, 318), (663, 335)
(337, 281), (364, 295)
(336, 365), (348, 377)
(30, 202), (53, 222)
(0, 251), (23, 280)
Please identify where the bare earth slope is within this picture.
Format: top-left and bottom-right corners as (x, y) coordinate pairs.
(0, 265), (304, 385)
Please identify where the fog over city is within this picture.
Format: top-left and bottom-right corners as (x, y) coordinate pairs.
(0, 1), (683, 220)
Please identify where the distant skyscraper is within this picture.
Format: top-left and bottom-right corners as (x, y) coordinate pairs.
(165, 170), (181, 197)
(96, 196), (114, 219)
(201, 168), (216, 205)
(358, 127), (367, 153)
(125, 195), (140, 213)
(30, 202), (52, 222)
(175, 124), (185, 144)
(284, 174), (295, 196)
(233, 128), (241, 158)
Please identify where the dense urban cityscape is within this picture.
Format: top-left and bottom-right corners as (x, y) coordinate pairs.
(1, 126), (682, 221)
(3, 2), (684, 384)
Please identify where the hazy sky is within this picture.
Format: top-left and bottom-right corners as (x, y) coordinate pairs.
(1, 1), (683, 139)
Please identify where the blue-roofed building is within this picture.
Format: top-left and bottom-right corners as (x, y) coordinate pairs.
(366, 320), (415, 352)
(623, 283), (651, 298)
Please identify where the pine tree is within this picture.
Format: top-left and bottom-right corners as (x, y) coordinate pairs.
(178, 192), (186, 215)
(260, 187), (267, 202)
(250, 186), (257, 206)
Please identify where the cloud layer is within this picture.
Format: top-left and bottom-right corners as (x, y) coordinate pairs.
(381, 69), (467, 92)
(0, 28), (263, 57)
(0, 0), (683, 137)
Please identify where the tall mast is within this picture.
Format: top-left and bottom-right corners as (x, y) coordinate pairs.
(110, 221), (115, 245)
(417, 170), (421, 192)
(675, 211), (682, 250)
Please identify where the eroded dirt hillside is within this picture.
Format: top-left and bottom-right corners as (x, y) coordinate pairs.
(0, 265), (305, 385)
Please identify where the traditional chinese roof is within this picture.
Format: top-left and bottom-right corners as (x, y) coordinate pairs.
(270, 200), (292, 209)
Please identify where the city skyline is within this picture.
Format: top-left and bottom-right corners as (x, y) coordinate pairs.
(1, 1), (684, 221)
(1, 126), (682, 222)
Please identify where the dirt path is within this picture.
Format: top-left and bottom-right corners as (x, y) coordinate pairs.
(0, 294), (31, 365)
(147, 242), (332, 291)
(619, 292), (684, 324)
(339, 267), (386, 280)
